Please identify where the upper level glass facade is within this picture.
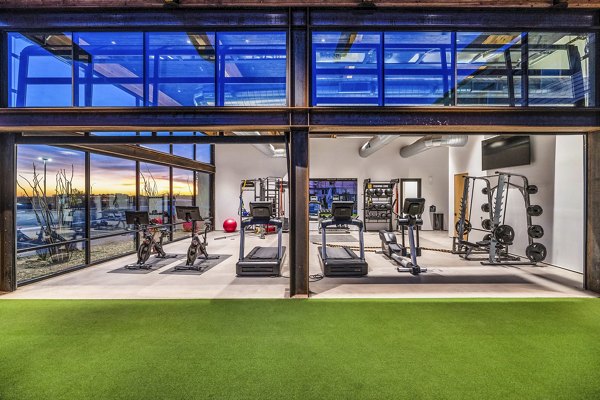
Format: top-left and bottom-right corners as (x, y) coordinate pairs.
(8, 31), (287, 107)
(312, 31), (595, 107)
(6, 30), (596, 108)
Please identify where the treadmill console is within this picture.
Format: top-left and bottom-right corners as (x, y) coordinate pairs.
(249, 202), (274, 219)
(331, 201), (354, 221)
(402, 198), (425, 216)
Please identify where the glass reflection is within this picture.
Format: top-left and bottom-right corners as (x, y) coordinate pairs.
(312, 32), (381, 106)
(147, 32), (216, 106)
(456, 32), (523, 106)
(74, 32), (144, 106)
(8, 32), (73, 107)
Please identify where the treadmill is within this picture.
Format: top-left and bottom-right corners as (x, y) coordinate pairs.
(236, 201), (286, 276)
(318, 201), (368, 276)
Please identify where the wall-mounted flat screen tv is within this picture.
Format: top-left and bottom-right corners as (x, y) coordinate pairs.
(482, 135), (531, 171)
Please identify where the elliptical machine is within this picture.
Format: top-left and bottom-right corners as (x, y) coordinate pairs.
(379, 198), (427, 276)
(175, 206), (218, 271)
(125, 211), (174, 269)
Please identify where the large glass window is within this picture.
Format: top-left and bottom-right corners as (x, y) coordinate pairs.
(147, 32), (216, 106)
(74, 32), (144, 106)
(528, 32), (595, 106)
(141, 131), (171, 154)
(455, 32), (524, 106)
(172, 132), (195, 159)
(219, 32), (287, 106)
(196, 172), (211, 221)
(139, 163), (171, 242)
(384, 32), (453, 105)
(8, 32), (73, 107)
(90, 154), (137, 263)
(312, 32), (382, 106)
(16, 146), (86, 282)
(172, 168), (195, 240)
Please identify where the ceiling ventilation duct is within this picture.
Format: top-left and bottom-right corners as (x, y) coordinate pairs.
(232, 131), (287, 158)
(358, 135), (399, 158)
(399, 135), (468, 158)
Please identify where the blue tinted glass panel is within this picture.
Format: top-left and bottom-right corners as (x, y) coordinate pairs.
(74, 32), (143, 106)
(456, 32), (523, 106)
(384, 32), (452, 106)
(219, 32), (287, 106)
(172, 132), (195, 159)
(528, 32), (595, 106)
(147, 32), (216, 106)
(312, 32), (381, 106)
(8, 33), (73, 107)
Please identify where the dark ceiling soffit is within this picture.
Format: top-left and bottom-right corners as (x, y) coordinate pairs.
(0, 8), (597, 30)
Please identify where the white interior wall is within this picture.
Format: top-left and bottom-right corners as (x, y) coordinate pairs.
(552, 135), (585, 272)
(310, 137), (450, 230)
(214, 144), (287, 227)
(448, 135), (584, 273)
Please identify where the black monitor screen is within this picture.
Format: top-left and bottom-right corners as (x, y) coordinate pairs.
(482, 136), (530, 171)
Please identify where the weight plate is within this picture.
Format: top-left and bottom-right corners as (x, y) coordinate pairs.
(481, 203), (490, 213)
(527, 225), (544, 239)
(494, 224), (515, 245)
(456, 219), (472, 235)
(527, 185), (538, 195)
(481, 219), (492, 231)
(483, 233), (492, 242)
(526, 243), (547, 263)
(527, 205), (543, 217)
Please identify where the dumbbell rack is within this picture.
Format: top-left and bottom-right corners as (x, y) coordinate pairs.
(363, 179), (399, 232)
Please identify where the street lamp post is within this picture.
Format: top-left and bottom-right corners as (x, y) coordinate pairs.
(38, 157), (52, 200)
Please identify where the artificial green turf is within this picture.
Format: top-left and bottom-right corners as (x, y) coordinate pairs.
(0, 299), (599, 400)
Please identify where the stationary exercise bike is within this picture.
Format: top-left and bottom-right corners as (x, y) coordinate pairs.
(125, 211), (173, 269)
(175, 206), (218, 271)
(379, 198), (427, 276)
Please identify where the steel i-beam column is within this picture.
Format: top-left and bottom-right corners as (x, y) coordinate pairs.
(289, 129), (310, 298)
(0, 133), (17, 292)
(586, 132), (600, 293)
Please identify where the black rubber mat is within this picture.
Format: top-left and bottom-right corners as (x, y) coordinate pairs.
(160, 254), (232, 275)
(108, 254), (182, 274)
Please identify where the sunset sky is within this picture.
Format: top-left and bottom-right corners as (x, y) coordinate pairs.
(17, 145), (197, 198)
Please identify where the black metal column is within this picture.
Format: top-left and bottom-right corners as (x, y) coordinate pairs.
(289, 128), (310, 298)
(586, 132), (600, 294)
(0, 133), (17, 292)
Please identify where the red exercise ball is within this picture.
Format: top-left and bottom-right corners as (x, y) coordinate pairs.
(223, 218), (238, 233)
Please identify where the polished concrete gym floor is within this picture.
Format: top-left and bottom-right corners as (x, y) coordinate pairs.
(2, 229), (595, 299)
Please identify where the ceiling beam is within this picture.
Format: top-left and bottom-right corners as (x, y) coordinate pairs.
(1, 1), (600, 9)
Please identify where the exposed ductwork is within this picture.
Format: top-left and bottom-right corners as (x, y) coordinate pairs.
(399, 135), (468, 158)
(232, 131), (287, 158)
(358, 135), (399, 158)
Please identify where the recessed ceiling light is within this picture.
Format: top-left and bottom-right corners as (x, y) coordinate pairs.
(111, 40), (117, 45)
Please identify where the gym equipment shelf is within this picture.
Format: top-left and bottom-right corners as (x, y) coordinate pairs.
(363, 179), (399, 232)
